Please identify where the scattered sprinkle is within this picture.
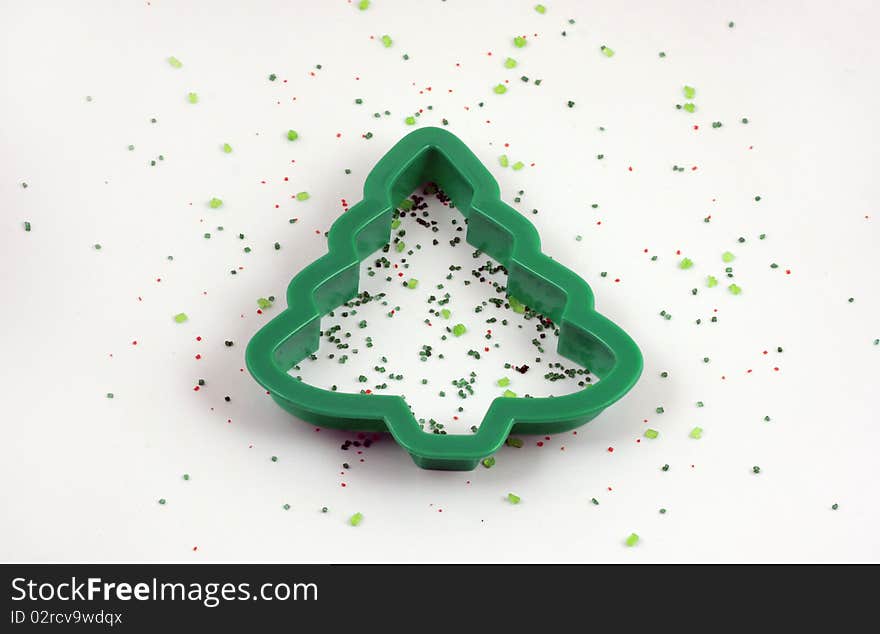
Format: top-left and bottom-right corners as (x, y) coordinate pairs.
(507, 493), (521, 504)
(349, 512), (364, 526)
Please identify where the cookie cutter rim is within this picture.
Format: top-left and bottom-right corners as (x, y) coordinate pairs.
(246, 127), (643, 470)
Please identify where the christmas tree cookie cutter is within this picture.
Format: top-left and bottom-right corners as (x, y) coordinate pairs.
(246, 127), (643, 470)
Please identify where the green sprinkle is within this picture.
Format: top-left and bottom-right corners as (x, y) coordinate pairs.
(682, 102), (695, 113)
(722, 251), (735, 263)
(504, 57), (517, 69)
(508, 296), (525, 314)
(182, 474), (190, 481)
(257, 297), (273, 309)
(395, 241), (406, 252)
(406, 278), (418, 289)
(271, 456), (278, 462)
(591, 497), (599, 505)
(209, 197), (223, 209)
(755, 195), (762, 201)
(659, 51), (666, 58)
(707, 275), (718, 288)
(728, 283), (742, 295)
(679, 257), (694, 270)
(222, 143), (232, 153)
(534, 4), (546, 14)
(173, 312), (188, 324)
(728, 21), (735, 28)
(187, 92), (198, 104)
(106, 392), (114, 399)
(440, 308), (451, 319)
(358, 0), (370, 9)
(127, 144), (135, 151)
(689, 427), (703, 439)
(625, 533), (639, 547)
(832, 503), (839, 510)
(287, 129), (299, 141)
(644, 429), (659, 439)
(741, 117), (749, 124)
(662, 464), (669, 471)
(659, 508), (667, 514)
(158, 498), (166, 505)
(507, 493), (521, 504)
(497, 377), (510, 387)
(268, 73), (276, 81)
(752, 465), (761, 474)
(506, 438), (524, 448)
(296, 191), (310, 201)
(380, 34), (392, 48)
(403, 115), (416, 126)
(513, 36), (527, 48)
(499, 154), (509, 167)
(482, 457), (496, 469)
(683, 85), (696, 99)
(493, 84), (507, 95)
(511, 161), (524, 170)
(502, 389), (517, 398)
(349, 512), (364, 526)
(452, 323), (467, 337)
(283, 504), (290, 510)
(23, 221), (31, 232)
(168, 56), (182, 68)
(600, 45), (615, 57)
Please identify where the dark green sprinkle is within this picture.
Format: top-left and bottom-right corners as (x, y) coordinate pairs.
(659, 51), (666, 58)
(269, 73), (277, 81)
(271, 456), (278, 462)
(661, 464), (669, 471)
(659, 508), (667, 514)
(591, 497), (599, 505)
(158, 498), (166, 505)
(752, 465), (761, 474)
(831, 503), (839, 510)
(183, 474), (190, 481)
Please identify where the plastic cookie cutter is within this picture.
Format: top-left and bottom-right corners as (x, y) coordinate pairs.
(246, 127), (643, 470)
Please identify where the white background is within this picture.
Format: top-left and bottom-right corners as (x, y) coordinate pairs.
(1, 0), (878, 562)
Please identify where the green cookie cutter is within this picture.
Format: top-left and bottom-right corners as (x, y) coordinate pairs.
(246, 127), (642, 470)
